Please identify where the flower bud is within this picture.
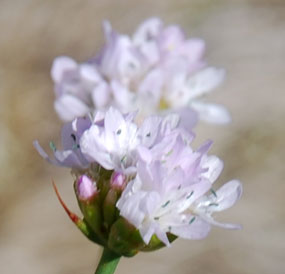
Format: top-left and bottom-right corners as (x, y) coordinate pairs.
(76, 175), (97, 201)
(74, 175), (106, 243)
(110, 171), (127, 191)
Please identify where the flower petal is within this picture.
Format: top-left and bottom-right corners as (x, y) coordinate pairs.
(51, 56), (77, 83)
(213, 180), (243, 211)
(190, 101), (231, 124)
(170, 216), (211, 240)
(91, 81), (111, 108)
(133, 17), (163, 45)
(202, 155), (224, 183)
(187, 67), (225, 100)
(54, 94), (90, 122)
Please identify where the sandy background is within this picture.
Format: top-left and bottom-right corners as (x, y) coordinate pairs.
(0, 0), (284, 273)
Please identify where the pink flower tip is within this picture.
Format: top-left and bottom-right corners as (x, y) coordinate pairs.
(77, 175), (97, 200)
(110, 171), (127, 190)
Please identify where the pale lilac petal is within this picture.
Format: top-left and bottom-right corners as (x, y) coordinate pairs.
(133, 17), (162, 65)
(138, 69), (164, 107)
(79, 64), (102, 82)
(170, 217), (211, 240)
(80, 125), (114, 169)
(104, 107), (125, 133)
(71, 117), (92, 137)
(118, 192), (146, 227)
(33, 140), (57, 165)
(102, 20), (112, 41)
(201, 215), (242, 230)
(111, 81), (135, 111)
(124, 110), (138, 123)
(33, 141), (88, 168)
(175, 180), (212, 213)
(140, 221), (156, 244)
(202, 155), (224, 183)
(174, 107), (198, 132)
(139, 191), (161, 215)
(187, 68), (225, 100)
(51, 56), (77, 82)
(54, 94), (90, 122)
(181, 38), (205, 65)
(190, 101), (231, 124)
(91, 82), (111, 108)
(61, 121), (80, 150)
(139, 221), (170, 247)
(213, 180), (243, 211)
(93, 110), (106, 124)
(54, 147), (89, 168)
(138, 115), (162, 147)
(154, 226), (170, 247)
(158, 25), (185, 54)
(197, 140), (213, 154)
(136, 146), (152, 163)
(133, 17), (163, 45)
(160, 113), (180, 134)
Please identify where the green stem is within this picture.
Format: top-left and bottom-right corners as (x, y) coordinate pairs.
(95, 248), (121, 274)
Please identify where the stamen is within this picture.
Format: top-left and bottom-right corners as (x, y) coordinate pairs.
(71, 134), (76, 142)
(189, 217), (196, 225)
(209, 203), (219, 207)
(121, 155), (127, 163)
(166, 150), (173, 157)
(210, 188), (217, 198)
(154, 217), (160, 220)
(162, 200), (170, 208)
(72, 144), (80, 150)
(49, 141), (57, 152)
(116, 129), (122, 135)
(186, 191), (194, 199)
(146, 132), (151, 137)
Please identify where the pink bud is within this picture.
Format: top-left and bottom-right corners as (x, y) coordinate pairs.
(110, 171), (127, 190)
(77, 175), (97, 201)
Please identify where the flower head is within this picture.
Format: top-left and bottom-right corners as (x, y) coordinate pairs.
(117, 133), (242, 246)
(35, 107), (241, 256)
(52, 18), (230, 125)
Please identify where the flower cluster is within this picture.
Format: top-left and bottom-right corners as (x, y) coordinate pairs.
(34, 107), (241, 255)
(52, 18), (230, 125)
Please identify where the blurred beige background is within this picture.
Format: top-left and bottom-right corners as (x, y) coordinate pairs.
(0, 0), (284, 273)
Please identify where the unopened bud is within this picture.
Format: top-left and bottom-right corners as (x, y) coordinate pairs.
(77, 175), (97, 201)
(110, 172), (127, 190)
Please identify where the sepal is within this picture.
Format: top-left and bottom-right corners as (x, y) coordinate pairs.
(107, 218), (145, 257)
(52, 181), (104, 245)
